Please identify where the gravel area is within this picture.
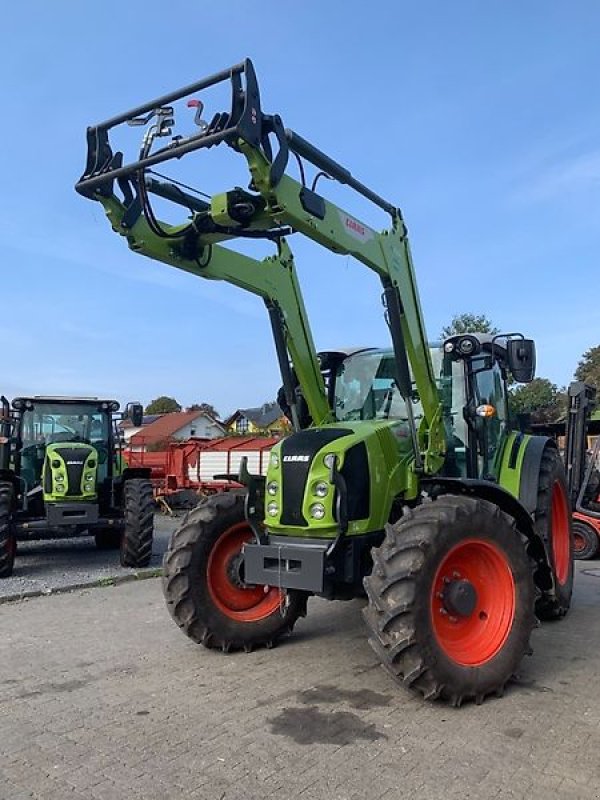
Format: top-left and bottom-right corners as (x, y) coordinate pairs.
(0, 513), (181, 601)
(2, 565), (600, 799)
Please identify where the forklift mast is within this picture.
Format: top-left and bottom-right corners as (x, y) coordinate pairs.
(75, 58), (446, 475)
(564, 381), (597, 505)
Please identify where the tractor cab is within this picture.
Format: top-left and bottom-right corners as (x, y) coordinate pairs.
(438, 333), (535, 481)
(12, 397), (120, 506)
(322, 333), (535, 482)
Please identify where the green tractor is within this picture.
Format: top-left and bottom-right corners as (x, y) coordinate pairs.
(76, 60), (574, 704)
(0, 396), (154, 577)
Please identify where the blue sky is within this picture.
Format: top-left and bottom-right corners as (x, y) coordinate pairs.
(1, 2), (598, 418)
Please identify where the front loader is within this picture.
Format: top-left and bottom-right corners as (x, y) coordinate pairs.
(0, 396), (154, 576)
(76, 59), (573, 705)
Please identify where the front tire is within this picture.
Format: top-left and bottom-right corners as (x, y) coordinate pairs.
(162, 492), (307, 652)
(363, 495), (535, 706)
(120, 479), (154, 567)
(0, 482), (16, 579)
(533, 447), (574, 620)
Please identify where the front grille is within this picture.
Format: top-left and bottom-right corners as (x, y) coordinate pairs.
(280, 429), (351, 526)
(51, 445), (93, 496)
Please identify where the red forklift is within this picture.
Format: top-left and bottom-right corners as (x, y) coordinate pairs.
(563, 383), (600, 559)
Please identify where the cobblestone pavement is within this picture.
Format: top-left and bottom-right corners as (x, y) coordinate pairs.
(0, 515), (180, 601)
(1, 564), (600, 800)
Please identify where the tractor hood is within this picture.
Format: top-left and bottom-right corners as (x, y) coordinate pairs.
(43, 442), (99, 501)
(264, 421), (418, 538)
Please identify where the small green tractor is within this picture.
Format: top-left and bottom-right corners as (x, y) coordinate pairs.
(0, 396), (154, 577)
(76, 60), (575, 705)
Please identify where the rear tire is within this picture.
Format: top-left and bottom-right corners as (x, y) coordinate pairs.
(162, 492), (307, 652)
(94, 529), (121, 550)
(363, 495), (535, 706)
(0, 481), (16, 579)
(573, 520), (600, 560)
(533, 447), (574, 620)
(120, 479), (154, 567)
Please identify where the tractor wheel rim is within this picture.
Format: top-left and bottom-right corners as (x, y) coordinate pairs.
(551, 481), (570, 585)
(206, 522), (282, 622)
(431, 539), (516, 667)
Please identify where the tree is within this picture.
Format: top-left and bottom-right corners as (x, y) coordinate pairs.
(441, 313), (499, 340)
(145, 396), (181, 414)
(575, 345), (600, 388)
(188, 402), (220, 419)
(509, 378), (567, 424)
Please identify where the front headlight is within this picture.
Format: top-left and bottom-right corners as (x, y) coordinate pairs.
(86, 473), (94, 481)
(323, 453), (336, 469)
(267, 501), (279, 517)
(84, 483), (94, 492)
(55, 475), (64, 483)
(270, 452), (279, 468)
(267, 481), (278, 496)
(309, 502), (326, 520)
(313, 481), (329, 497)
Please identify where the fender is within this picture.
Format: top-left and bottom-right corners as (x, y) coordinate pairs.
(496, 432), (559, 514)
(422, 476), (553, 593)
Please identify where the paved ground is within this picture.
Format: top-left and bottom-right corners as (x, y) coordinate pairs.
(0, 515), (180, 601)
(1, 566), (600, 800)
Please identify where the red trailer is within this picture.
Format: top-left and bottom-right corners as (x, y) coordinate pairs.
(124, 436), (279, 506)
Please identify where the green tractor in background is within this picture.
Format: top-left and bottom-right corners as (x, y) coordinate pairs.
(0, 396), (154, 577)
(76, 59), (575, 705)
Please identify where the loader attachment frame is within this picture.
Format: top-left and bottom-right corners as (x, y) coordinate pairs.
(76, 58), (449, 474)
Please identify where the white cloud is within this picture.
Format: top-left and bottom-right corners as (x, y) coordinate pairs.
(510, 147), (600, 205)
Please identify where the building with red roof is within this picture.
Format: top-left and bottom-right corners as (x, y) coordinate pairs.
(128, 410), (226, 452)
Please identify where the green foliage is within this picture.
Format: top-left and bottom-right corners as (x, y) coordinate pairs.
(440, 313), (500, 340)
(144, 396), (181, 414)
(575, 345), (600, 388)
(509, 378), (567, 424)
(188, 402), (220, 419)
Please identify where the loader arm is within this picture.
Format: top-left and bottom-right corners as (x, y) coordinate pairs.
(97, 195), (331, 429)
(76, 58), (445, 473)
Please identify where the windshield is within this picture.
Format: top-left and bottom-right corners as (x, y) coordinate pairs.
(334, 351), (423, 422)
(334, 348), (462, 425)
(21, 403), (110, 448)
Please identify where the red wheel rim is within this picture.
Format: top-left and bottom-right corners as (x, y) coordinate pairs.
(431, 539), (515, 667)
(551, 481), (570, 585)
(206, 522), (283, 622)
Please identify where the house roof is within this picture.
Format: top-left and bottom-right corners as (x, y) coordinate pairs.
(120, 414), (163, 430)
(129, 411), (224, 446)
(225, 402), (284, 429)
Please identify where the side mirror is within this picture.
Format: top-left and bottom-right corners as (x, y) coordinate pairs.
(125, 402), (143, 428)
(507, 339), (536, 383)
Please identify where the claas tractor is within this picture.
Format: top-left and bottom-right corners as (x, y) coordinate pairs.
(76, 59), (574, 705)
(0, 396), (154, 577)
